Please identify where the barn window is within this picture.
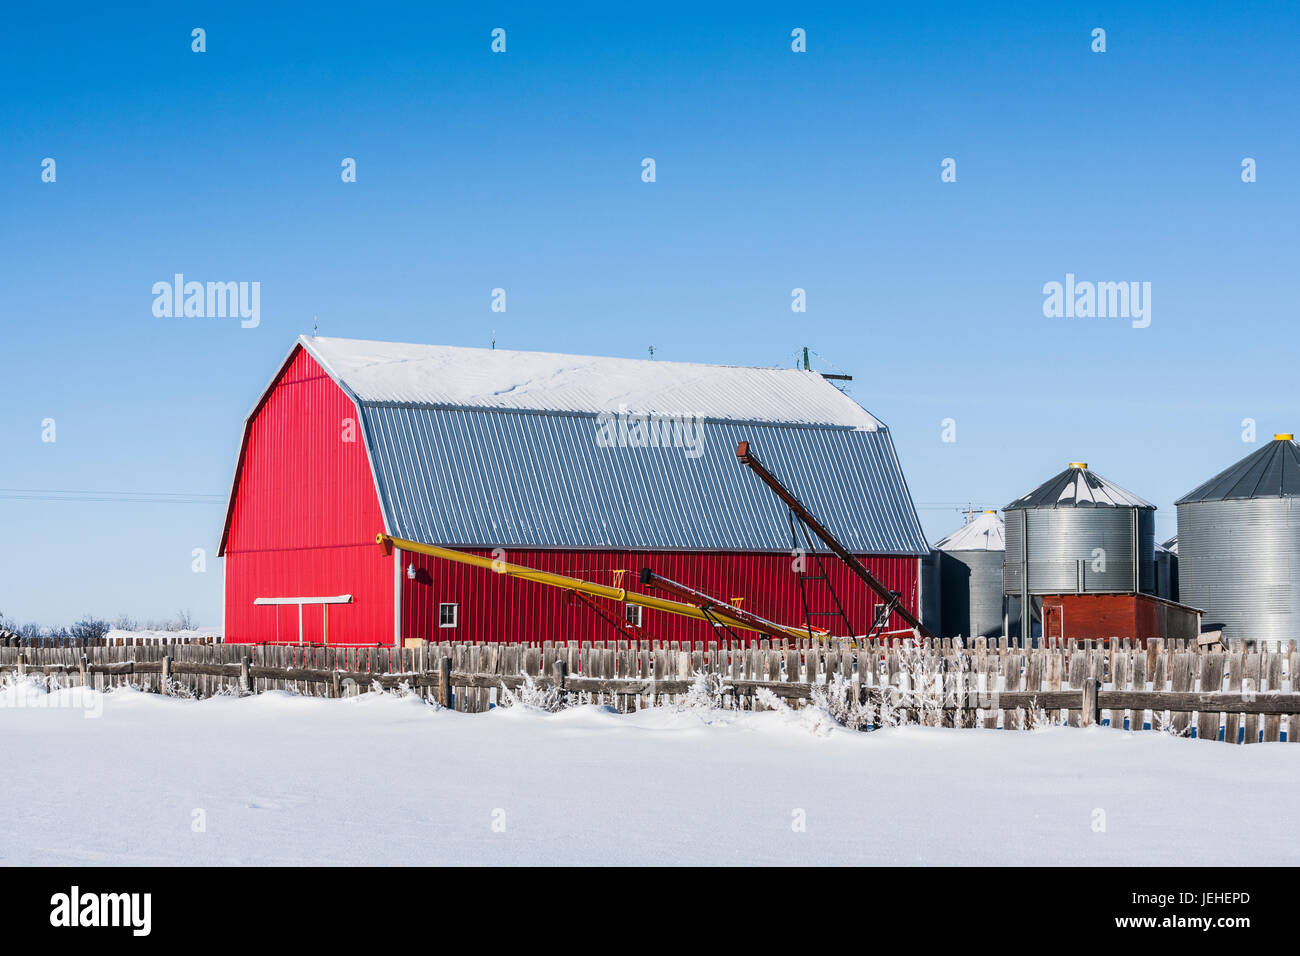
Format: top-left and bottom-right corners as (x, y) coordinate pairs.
(624, 604), (642, 627)
(439, 603), (458, 628)
(873, 603), (889, 628)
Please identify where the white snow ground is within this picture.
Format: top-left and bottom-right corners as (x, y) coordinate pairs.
(1, 679), (1294, 866)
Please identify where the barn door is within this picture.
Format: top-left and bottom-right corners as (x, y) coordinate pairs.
(1043, 603), (1065, 642)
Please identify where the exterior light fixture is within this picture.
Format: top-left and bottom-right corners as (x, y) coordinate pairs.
(406, 563), (417, 580)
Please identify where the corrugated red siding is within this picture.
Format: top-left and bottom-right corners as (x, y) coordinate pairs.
(224, 348), (393, 644)
(401, 548), (919, 645)
(1041, 593), (1201, 644)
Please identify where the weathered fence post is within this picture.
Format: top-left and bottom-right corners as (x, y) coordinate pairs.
(161, 654), (172, 694)
(438, 656), (453, 709)
(79, 653), (88, 687)
(17, 652), (26, 677)
(240, 656), (252, 695)
(553, 660), (568, 706)
(331, 669), (341, 699)
(1081, 678), (1101, 727)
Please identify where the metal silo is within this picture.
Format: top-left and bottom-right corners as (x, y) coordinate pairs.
(1175, 434), (1300, 648)
(934, 510), (1004, 640)
(1154, 537), (1179, 603)
(1003, 462), (1156, 642)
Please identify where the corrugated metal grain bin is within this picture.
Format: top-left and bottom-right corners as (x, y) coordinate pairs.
(1002, 462), (1156, 642)
(1154, 537), (1179, 603)
(1175, 434), (1300, 648)
(934, 511), (1004, 640)
(1004, 462), (1156, 595)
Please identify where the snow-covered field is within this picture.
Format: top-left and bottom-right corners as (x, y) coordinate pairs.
(1, 679), (1295, 866)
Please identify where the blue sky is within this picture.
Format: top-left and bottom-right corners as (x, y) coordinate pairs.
(2, 2), (1296, 626)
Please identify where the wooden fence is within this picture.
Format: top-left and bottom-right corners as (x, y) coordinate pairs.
(2, 637), (1297, 744)
(0, 634), (220, 648)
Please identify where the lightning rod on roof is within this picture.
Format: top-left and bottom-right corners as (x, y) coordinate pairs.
(648, 345), (655, 359)
(313, 316), (318, 337)
(800, 345), (853, 382)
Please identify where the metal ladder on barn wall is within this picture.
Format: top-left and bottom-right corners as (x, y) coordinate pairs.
(788, 510), (854, 639)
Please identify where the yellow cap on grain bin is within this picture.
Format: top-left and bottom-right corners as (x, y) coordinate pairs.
(1068, 461), (1088, 469)
(1275, 433), (1294, 441)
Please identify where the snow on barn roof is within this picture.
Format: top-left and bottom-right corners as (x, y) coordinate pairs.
(1004, 463), (1154, 511)
(933, 511), (1005, 552)
(221, 337), (930, 556)
(302, 336), (883, 429)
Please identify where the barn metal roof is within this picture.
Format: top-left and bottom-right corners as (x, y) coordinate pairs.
(357, 403), (928, 554)
(933, 511), (1005, 552)
(304, 336), (883, 430)
(1004, 463), (1155, 511)
(272, 337), (927, 555)
(1175, 435), (1300, 504)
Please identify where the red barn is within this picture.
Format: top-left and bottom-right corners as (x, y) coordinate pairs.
(219, 337), (931, 645)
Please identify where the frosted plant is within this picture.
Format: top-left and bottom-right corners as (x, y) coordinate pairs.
(808, 674), (871, 731)
(499, 671), (563, 712)
(872, 683), (898, 728)
(754, 687), (788, 712)
(681, 670), (732, 712)
(163, 679), (196, 700)
(949, 669), (966, 729)
(1024, 697), (1049, 731)
(893, 647), (944, 727)
(1153, 711), (1192, 737)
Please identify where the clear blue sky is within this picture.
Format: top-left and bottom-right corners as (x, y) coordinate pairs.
(2, 2), (1296, 627)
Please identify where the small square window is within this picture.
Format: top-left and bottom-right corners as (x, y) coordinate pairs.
(624, 604), (642, 628)
(873, 603), (889, 627)
(439, 603), (458, 628)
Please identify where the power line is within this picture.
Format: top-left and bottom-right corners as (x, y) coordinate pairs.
(0, 488), (225, 505)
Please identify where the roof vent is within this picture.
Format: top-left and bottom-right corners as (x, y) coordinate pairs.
(1068, 461), (1088, 469)
(1275, 433), (1294, 441)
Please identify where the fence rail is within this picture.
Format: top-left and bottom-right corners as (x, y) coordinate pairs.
(2, 637), (1297, 744)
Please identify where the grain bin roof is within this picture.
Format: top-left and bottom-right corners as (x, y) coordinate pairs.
(1175, 435), (1300, 504)
(934, 511), (1005, 552)
(1004, 463), (1154, 511)
(280, 337), (930, 555)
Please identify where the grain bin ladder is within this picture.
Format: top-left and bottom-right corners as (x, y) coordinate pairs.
(375, 534), (813, 641)
(734, 441), (934, 640)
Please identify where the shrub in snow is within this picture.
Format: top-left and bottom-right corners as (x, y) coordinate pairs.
(681, 671), (733, 711)
(888, 647), (945, 728)
(164, 679), (197, 700)
(373, 679), (419, 699)
(808, 675), (872, 731)
(1024, 698), (1050, 731)
(499, 672), (563, 713)
(1153, 711), (1192, 737)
